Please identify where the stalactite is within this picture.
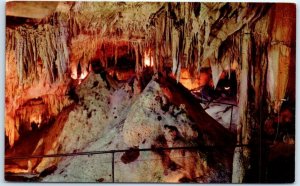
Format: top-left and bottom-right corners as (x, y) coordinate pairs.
(155, 27), (159, 72)
(141, 2), (268, 83)
(5, 16), (71, 147)
(210, 53), (223, 89)
(43, 94), (73, 116)
(138, 42), (144, 72)
(197, 33), (202, 72)
(171, 26), (180, 81)
(8, 2), (269, 86)
(134, 43), (140, 76)
(251, 8), (271, 111)
(165, 10), (171, 60)
(15, 31), (24, 84)
(5, 115), (20, 147)
(8, 21), (69, 85)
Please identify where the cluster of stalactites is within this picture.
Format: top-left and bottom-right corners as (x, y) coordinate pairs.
(5, 94), (72, 147)
(6, 2), (290, 115)
(60, 2), (268, 87)
(6, 20), (69, 86)
(65, 3), (264, 83)
(141, 3), (268, 85)
(140, 2), (293, 120)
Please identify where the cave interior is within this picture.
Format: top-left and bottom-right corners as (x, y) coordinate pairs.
(4, 1), (296, 183)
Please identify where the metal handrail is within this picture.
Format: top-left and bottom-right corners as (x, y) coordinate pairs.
(5, 144), (253, 182)
(5, 145), (214, 160)
(5, 144), (252, 161)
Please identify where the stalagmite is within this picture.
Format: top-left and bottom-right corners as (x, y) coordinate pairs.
(232, 27), (251, 183)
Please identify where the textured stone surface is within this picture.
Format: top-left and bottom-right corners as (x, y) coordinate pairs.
(40, 76), (233, 182)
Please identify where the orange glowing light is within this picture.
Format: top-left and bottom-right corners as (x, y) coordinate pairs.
(5, 168), (29, 174)
(70, 66), (88, 80)
(79, 71), (88, 80)
(71, 73), (77, 80)
(30, 114), (41, 127)
(144, 51), (153, 67)
(179, 69), (213, 90)
(71, 66), (78, 80)
(77, 71), (88, 85)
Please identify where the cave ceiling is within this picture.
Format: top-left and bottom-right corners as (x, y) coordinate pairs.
(6, 2), (273, 85)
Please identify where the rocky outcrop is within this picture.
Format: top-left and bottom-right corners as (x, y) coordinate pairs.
(37, 73), (234, 182)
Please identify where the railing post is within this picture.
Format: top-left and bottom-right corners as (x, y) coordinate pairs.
(112, 152), (115, 183)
